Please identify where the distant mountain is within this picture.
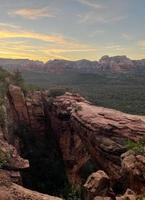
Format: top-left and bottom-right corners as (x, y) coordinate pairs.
(1, 56), (145, 74)
(0, 58), (43, 71)
(44, 59), (99, 73)
(99, 55), (135, 72)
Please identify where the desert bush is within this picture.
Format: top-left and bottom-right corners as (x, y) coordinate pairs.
(48, 88), (67, 97)
(0, 105), (5, 127)
(66, 187), (81, 200)
(22, 84), (42, 95)
(0, 148), (11, 168)
(125, 138), (145, 155)
(62, 185), (82, 200)
(13, 70), (24, 87)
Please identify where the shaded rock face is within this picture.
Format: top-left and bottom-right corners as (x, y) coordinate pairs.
(0, 122), (59, 200)
(4, 85), (145, 199)
(0, 171), (62, 200)
(0, 127), (29, 185)
(7, 85), (68, 196)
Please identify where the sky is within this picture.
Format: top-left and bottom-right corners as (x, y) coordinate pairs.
(0, 0), (145, 62)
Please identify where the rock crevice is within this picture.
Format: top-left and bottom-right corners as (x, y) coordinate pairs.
(0, 85), (145, 199)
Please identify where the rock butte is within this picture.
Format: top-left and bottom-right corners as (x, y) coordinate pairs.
(0, 84), (145, 200)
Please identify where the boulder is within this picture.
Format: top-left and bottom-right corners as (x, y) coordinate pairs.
(116, 189), (136, 200)
(83, 170), (110, 200)
(121, 151), (145, 193)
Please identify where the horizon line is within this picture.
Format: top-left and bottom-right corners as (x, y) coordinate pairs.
(0, 54), (145, 64)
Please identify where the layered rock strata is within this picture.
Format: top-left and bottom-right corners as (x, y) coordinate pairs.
(2, 84), (145, 199)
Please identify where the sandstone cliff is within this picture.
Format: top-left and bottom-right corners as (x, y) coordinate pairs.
(0, 84), (145, 199)
(46, 92), (145, 194)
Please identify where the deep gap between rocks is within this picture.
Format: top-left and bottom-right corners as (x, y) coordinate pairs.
(17, 123), (69, 197)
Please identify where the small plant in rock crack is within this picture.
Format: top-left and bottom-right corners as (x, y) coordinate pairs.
(74, 105), (82, 112)
(62, 185), (82, 200)
(125, 137), (145, 155)
(0, 148), (11, 168)
(0, 105), (5, 127)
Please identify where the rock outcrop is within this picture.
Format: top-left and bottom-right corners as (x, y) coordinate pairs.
(83, 170), (111, 200)
(99, 55), (135, 72)
(0, 170), (62, 200)
(121, 150), (145, 194)
(1, 84), (145, 199)
(0, 126), (29, 184)
(47, 93), (145, 188)
(0, 85), (63, 199)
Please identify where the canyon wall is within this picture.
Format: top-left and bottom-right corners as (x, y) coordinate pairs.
(1, 84), (145, 199)
(46, 92), (145, 193)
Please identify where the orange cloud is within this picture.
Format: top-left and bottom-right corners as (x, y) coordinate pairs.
(0, 23), (98, 61)
(9, 7), (56, 20)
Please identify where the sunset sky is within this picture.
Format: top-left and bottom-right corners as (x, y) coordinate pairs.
(0, 0), (145, 62)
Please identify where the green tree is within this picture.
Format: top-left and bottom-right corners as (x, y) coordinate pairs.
(13, 70), (24, 87)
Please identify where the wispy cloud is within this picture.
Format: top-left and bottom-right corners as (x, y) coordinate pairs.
(9, 7), (56, 20)
(122, 33), (133, 40)
(0, 23), (98, 61)
(0, 23), (67, 45)
(78, 11), (126, 24)
(0, 30), (65, 44)
(0, 22), (20, 29)
(77, 0), (127, 25)
(104, 44), (126, 51)
(76, 0), (103, 9)
(48, 48), (97, 53)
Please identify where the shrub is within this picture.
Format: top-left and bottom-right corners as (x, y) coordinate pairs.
(22, 84), (42, 94)
(62, 185), (82, 200)
(66, 186), (81, 200)
(13, 70), (24, 87)
(0, 148), (11, 168)
(0, 105), (5, 127)
(48, 88), (67, 97)
(125, 138), (145, 155)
